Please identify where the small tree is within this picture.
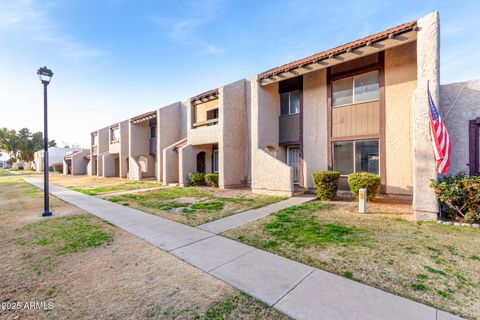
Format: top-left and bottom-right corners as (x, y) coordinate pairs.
(430, 172), (480, 222)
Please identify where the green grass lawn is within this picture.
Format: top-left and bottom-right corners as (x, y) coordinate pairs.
(0, 169), (13, 176)
(106, 188), (284, 226)
(223, 201), (480, 320)
(1, 178), (286, 319)
(14, 214), (114, 275)
(72, 181), (162, 195)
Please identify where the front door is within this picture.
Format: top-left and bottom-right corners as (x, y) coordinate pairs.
(287, 146), (300, 184)
(197, 152), (206, 173)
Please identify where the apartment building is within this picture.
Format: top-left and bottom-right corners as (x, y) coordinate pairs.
(163, 79), (250, 188)
(86, 11), (479, 220)
(129, 102), (186, 181)
(250, 12), (442, 220)
(63, 149), (90, 175)
(88, 127), (108, 176)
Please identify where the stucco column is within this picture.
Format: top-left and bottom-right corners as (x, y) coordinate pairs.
(412, 11), (440, 220)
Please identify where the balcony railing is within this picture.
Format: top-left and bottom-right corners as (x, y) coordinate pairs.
(149, 138), (156, 156)
(192, 118), (219, 128)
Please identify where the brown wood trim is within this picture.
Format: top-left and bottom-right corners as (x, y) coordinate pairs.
(378, 51), (386, 193)
(279, 140), (301, 146)
(299, 77), (305, 187)
(327, 67), (333, 171)
(469, 118), (479, 175)
(192, 118), (219, 128)
(331, 134), (380, 142)
(330, 63), (381, 81)
(331, 99), (380, 109)
(327, 52), (386, 192)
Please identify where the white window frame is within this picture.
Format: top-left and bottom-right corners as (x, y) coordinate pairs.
(332, 139), (380, 176)
(332, 70), (379, 107)
(280, 90), (300, 116)
(212, 149), (219, 173)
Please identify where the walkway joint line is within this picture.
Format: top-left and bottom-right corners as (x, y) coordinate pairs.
(167, 234), (216, 252)
(271, 269), (315, 307)
(206, 247), (258, 273)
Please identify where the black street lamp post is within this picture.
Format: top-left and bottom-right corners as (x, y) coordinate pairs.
(37, 66), (53, 217)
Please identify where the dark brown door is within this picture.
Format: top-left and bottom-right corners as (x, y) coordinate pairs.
(197, 152), (206, 173)
(469, 118), (480, 175)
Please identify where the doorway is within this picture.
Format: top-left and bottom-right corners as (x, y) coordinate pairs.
(287, 146), (300, 184)
(197, 152), (206, 173)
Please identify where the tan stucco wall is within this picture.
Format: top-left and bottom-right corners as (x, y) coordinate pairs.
(251, 76), (294, 195)
(302, 68), (329, 189)
(129, 120), (155, 180)
(384, 42), (417, 195)
(178, 144), (212, 186)
(102, 153), (117, 177)
(157, 102), (187, 182)
(194, 99), (219, 123)
(95, 127), (109, 177)
(188, 119), (221, 145)
(163, 139), (186, 184)
(412, 11), (440, 220)
(441, 80), (480, 174)
(219, 79), (250, 188)
(64, 149), (89, 175)
(119, 120), (129, 178)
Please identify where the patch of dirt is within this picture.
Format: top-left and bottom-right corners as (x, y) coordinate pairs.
(0, 178), (286, 319)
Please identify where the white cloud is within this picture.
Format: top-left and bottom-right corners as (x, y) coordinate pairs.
(151, 0), (226, 54)
(0, 0), (103, 60)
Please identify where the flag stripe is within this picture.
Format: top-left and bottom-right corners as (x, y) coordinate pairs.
(427, 83), (451, 175)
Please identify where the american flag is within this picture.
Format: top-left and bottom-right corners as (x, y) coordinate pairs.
(428, 82), (451, 175)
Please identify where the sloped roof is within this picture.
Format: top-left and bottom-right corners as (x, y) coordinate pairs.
(258, 20), (417, 80)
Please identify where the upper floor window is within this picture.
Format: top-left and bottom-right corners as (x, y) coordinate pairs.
(207, 108), (219, 121)
(92, 134), (98, 146)
(332, 70), (379, 107)
(150, 126), (156, 139)
(110, 128), (119, 142)
(280, 90), (300, 116)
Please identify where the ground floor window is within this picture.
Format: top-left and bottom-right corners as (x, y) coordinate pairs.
(212, 149), (219, 173)
(333, 139), (379, 175)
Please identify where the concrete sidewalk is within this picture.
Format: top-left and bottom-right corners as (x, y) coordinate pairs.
(197, 195), (316, 234)
(24, 178), (462, 320)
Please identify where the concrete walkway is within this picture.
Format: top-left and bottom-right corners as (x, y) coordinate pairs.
(24, 178), (462, 320)
(197, 195), (316, 233)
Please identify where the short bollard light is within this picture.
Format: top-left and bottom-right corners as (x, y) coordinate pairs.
(359, 188), (367, 213)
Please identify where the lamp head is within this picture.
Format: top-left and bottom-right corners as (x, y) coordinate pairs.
(37, 66), (53, 85)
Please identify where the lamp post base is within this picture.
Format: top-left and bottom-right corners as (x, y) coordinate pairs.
(42, 211), (53, 217)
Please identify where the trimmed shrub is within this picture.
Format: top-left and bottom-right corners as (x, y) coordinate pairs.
(311, 171), (341, 200)
(347, 172), (381, 201)
(430, 172), (480, 222)
(205, 173), (219, 188)
(188, 172), (206, 186)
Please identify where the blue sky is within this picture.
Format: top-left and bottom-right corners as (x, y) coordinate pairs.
(1, 0), (479, 147)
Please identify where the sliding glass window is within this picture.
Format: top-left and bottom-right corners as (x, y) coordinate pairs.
(333, 139), (379, 175)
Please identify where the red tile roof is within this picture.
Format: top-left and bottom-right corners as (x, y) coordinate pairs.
(258, 20), (417, 80)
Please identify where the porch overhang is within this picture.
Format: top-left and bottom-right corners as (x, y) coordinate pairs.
(191, 88), (219, 105)
(258, 20), (418, 86)
(131, 110), (157, 124)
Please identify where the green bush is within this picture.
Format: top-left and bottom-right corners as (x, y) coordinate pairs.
(205, 173), (219, 188)
(430, 172), (480, 222)
(188, 172), (205, 186)
(311, 171), (341, 200)
(347, 172), (381, 201)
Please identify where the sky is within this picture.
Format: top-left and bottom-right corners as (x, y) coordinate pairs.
(0, 0), (479, 148)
